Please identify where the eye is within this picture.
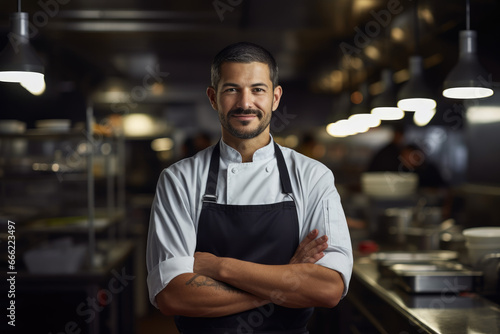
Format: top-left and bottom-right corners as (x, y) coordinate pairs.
(253, 88), (265, 93)
(223, 88), (237, 93)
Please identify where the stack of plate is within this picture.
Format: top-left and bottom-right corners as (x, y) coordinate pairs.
(35, 119), (71, 132)
(0, 120), (26, 134)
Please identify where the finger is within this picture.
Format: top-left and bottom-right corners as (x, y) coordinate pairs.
(308, 229), (319, 239)
(293, 235), (327, 263)
(289, 232), (328, 264)
(291, 239), (328, 264)
(305, 240), (328, 258)
(298, 229), (319, 248)
(308, 251), (325, 263)
(301, 246), (326, 264)
(301, 234), (328, 254)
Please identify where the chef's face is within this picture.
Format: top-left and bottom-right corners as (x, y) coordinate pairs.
(207, 62), (282, 140)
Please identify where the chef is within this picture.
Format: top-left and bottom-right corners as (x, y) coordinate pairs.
(146, 42), (353, 334)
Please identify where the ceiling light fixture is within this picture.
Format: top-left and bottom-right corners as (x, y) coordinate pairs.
(442, 0), (493, 99)
(349, 82), (381, 131)
(397, 55), (436, 111)
(371, 68), (405, 120)
(326, 119), (357, 138)
(0, 0), (45, 94)
(413, 108), (436, 126)
(397, 0), (436, 112)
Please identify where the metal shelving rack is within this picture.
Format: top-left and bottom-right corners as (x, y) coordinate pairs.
(0, 102), (126, 270)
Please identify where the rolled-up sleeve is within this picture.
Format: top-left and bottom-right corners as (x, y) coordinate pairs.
(302, 169), (353, 299)
(146, 168), (198, 308)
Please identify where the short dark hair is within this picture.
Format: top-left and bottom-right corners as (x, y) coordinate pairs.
(210, 42), (279, 89)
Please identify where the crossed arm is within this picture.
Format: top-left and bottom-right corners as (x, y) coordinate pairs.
(156, 229), (345, 317)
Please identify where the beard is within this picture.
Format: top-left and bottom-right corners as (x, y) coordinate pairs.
(219, 107), (272, 139)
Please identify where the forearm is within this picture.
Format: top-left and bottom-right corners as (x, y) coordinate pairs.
(156, 273), (267, 317)
(213, 259), (344, 309)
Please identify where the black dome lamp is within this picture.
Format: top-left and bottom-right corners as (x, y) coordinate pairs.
(442, 0), (494, 99)
(371, 68), (404, 120)
(0, 0), (45, 95)
(397, 0), (436, 112)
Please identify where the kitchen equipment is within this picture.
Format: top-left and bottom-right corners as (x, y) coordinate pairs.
(372, 251), (481, 294)
(370, 250), (458, 262)
(23, 237), (87, 274)
(405, 218), (456, 250)
(386, 261), (482, 293)
(377, 207), (414, 244)
(361, 172), (419, 199)
(415, 206), (443, 226)
(405, 226), (441, 250)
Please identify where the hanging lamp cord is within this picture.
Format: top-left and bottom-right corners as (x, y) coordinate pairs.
(17, 0), (21, 12)
(413, 0), (420, 54)
(466, 0), (471, 30)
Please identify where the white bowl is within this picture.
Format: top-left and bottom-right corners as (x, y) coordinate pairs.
(463, 227), (500, 265)
(463, 227), (500, 244)
(361, 172), (419, 198)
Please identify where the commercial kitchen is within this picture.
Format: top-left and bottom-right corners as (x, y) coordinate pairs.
(1, 1), (500, 333)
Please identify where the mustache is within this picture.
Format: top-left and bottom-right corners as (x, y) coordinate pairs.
(228, 108), (262, 117)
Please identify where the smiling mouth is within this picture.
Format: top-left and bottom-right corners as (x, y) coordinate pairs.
(232, 114), (257, 121)
(228, 108), (262, 122)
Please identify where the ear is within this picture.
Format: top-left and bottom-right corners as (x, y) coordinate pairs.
(206, 86), (218, 111)
(272, 85), (283, 111)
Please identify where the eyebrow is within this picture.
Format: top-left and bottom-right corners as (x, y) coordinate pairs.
(221, 82), (269, 89)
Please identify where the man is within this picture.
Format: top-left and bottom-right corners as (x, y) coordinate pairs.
(146, 42), (353, 334)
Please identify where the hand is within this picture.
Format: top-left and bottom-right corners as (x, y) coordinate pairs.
(289, 229), (328, 264)
(194, 252), (221, 278)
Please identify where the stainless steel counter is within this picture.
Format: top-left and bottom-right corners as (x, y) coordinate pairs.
(349, 257), (500, 334)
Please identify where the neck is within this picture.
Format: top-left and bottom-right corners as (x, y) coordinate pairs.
(222, 130), (271, 163)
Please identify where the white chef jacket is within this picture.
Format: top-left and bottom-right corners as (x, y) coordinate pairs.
(146, 136), (353, 307)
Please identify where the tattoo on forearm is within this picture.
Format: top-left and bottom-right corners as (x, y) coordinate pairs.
(186, 274), (242, 293)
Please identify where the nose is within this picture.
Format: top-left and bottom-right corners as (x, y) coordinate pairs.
(236, 89), (254, 110)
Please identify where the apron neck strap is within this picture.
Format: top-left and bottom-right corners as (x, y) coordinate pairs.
(203, 140), (293, 202)
(273, 141), (293, 194)
(203, 141), (220, 202)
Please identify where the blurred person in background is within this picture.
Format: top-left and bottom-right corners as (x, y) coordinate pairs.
(399, 143), (447, 189)
(367, 125), (405, 172)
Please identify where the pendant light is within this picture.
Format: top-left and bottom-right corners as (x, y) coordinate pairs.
(397, 55), (436, 111)
(349, 81), (381, 131)
(397, 0), (436, 112)
(413, 108), (436, 126)
(0, 0), (45, 94)
(371, 68), (405, 120)
(442, 0), (493, 99)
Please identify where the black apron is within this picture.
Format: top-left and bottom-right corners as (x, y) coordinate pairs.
(175, 141), (313, 334)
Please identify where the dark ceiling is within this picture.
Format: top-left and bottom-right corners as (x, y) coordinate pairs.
(1, 0), (500, 132)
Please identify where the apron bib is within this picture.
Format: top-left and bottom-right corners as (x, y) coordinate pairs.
(175, 142), (313, 334)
